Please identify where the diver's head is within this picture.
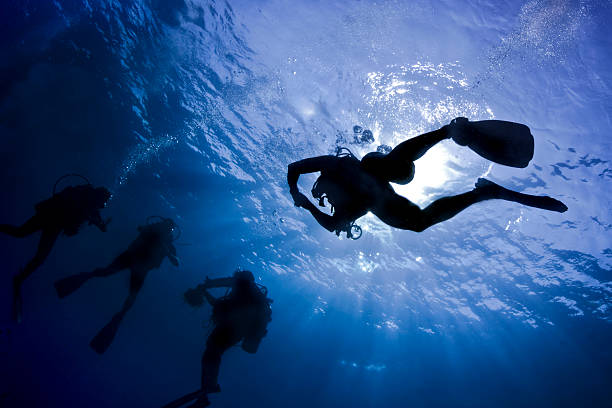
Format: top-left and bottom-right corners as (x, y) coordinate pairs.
(94, 187), (112, 208)
(233, 270), (255, 283)
(361, 152), (414, 185)
(160, 218), (177, 234)
(233, 270), (256, 295)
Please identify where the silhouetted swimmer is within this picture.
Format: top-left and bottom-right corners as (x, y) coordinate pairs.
(0, 180), (111, 322)
(164, 271), (272, 408)
(287, 117), (567, 238)
(54, 217), (179, 354)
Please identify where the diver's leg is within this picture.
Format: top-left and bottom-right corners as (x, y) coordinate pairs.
(89, 267), (147, 354)
(201, 326), (239, 392)
(374, 178), (566, 232)
(90, 253), (131, 278)
(0, 215), (43, 238)
(14, 228), (61, 285)
(55, 253), (130, 298)
(372, 193), (432, 232)
(12, 227), (61, 322)
(388, 126), (450, 162)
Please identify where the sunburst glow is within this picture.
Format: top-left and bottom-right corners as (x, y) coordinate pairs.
(392, 143), (458, 205)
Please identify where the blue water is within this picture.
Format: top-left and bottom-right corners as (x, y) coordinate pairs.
(1, 0), (611, 407)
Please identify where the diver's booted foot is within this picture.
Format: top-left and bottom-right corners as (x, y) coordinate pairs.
(12, 276), (23, 324)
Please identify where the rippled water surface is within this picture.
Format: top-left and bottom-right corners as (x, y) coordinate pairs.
(1, 1), (611, 407)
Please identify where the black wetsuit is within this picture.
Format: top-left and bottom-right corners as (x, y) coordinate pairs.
(202, 286), (271, 391)
(0, 184), (107, 284)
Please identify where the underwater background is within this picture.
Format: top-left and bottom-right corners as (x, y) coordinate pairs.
(1, 0), (611, 407)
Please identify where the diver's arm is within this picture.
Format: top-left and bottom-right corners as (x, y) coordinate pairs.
(202, 289), (217, 306)
(296, 193), (347, 232)
(203, 277), (235, 289)
(187, 278), (233, 307)
(388, 125), (450, 162)
(287, 156), (337, 196)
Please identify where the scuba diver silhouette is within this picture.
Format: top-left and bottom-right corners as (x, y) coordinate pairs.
(0, 175), (111, 322)
(288, 117), (567, 239)
(54, 217), (180, 354)
(164, 270), (272, 408)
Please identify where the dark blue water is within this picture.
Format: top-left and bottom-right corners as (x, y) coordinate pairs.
(1, 1), (611, 407)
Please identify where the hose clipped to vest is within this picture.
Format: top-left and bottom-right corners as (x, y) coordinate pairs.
(335, 146), (356, 159)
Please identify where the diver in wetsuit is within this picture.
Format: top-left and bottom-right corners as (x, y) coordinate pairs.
(168, 271), (272, 408)
(54, 217), (179, 354)
(0, 183), (111, 321)
(287, 117), (567, 237)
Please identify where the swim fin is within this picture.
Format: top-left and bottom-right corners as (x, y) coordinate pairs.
(54, 273), (90, 299)
(452, 118), (535, 168)
(161, 386), (220, 408)
(475, 178), (568, 213)
(161, 390), (207, 408)
(90, 313), (123, 354)
(509, 192), (568, 212)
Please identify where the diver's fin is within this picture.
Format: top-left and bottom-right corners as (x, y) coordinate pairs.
(89, 313), (122, 354)
(161, 390), (206, 408)
(12, 277), (22, 324)
(454, 119), (535, 168)
(185, 395), (211, 408)
(54, 273), (90, 298)
(511, 193), (568, 213)
(475, 178), (568, 213)
(161, 385), (220, 408)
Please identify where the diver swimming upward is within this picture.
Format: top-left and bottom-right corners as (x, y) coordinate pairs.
(0, 177), (111, 322)
(54, 217), (180, 354)
(287, 117), (567, 238)
(162, 270), (272, 408)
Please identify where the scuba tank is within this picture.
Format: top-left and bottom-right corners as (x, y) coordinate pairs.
(211, 281), (273, 353)
(34, 174), (94, 235)
(241, 283), (272, 354)
(36, 174), (92, 213)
